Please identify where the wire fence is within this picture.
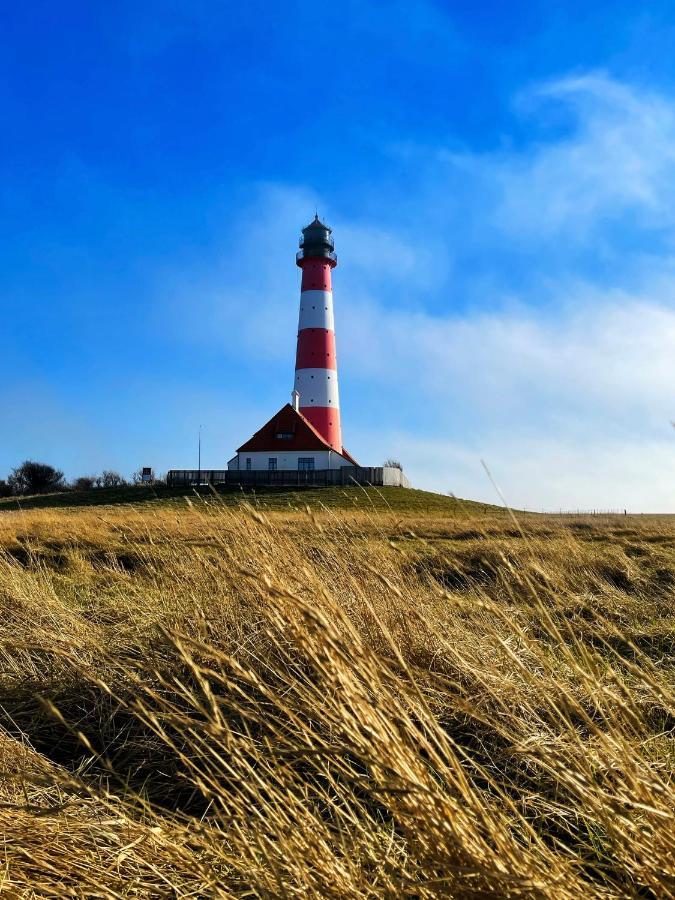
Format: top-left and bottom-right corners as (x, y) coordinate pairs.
(545, 509), (628, 516)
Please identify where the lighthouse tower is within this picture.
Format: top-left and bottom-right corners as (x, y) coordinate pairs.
(174, 216), (411, 485)
(227, 216), (359, 474)
(294, 215), (341, 450)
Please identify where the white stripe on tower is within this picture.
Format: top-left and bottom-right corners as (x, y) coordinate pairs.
(294, 368), (339, 408)
(297, 290), (335, 331)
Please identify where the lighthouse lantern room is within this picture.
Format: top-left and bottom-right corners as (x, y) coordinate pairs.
(228, 217), (358, 473)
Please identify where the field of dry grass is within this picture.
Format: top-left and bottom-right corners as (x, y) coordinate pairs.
(0, 487), (673, 897)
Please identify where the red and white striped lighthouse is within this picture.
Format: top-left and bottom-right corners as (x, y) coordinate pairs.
(228, 216), (360, 474)
(294, 215), (341, 450)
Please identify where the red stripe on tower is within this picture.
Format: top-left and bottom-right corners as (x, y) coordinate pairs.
(295, 215), (342, 450)
(300, 257), (333, 292)
(295, 329), (337, 370)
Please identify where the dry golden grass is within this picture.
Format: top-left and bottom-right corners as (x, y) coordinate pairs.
(0, 492), (673, 897)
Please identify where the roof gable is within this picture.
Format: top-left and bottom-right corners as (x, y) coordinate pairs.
(237, 404), (336, 453)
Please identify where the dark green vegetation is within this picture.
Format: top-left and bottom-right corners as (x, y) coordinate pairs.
(0, 482), (505, 514)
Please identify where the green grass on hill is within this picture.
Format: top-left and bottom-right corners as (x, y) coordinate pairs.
(0, 483), (506, 515)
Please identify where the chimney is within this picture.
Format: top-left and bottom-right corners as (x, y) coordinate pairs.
(291, 389), (300, 412)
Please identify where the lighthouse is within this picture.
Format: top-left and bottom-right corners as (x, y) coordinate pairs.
(294, 215), (341, 449)
(227, 217), (358, 473)
(167, 217), (410, 486)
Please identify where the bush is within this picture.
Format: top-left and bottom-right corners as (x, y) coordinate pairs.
(0, 480), (11, 498)
(383, 458), (403, 470)
(8, 461), (66, 496)
(72, 476), (96, 492)
(95, 471), (128, 489)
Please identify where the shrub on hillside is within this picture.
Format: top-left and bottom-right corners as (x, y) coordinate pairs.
(72, 476), (96, 491)
(7, 461), (66, 495)
(95, 470), (128, 488)
(0, 480), (11, 498)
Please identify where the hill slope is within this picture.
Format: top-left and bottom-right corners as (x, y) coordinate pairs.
(0, 483), (507, 515)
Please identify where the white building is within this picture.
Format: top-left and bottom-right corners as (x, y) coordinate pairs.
(228, 400), (357, 472)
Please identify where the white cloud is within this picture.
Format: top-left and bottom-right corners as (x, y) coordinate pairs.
(340, 288), (675, 510)
(461, 72), (675, 239)
(335, 74), (675, 509)
(341, 290), (675, 427)
(157, 73), (675, 511)
(362, 430), (675, 514)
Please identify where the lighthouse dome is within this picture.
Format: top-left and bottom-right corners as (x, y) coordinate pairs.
(303, 214), (331, 233)
(298, 214), (336, 263)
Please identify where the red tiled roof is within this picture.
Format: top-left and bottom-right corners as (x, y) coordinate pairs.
(237, 403), (358, 465)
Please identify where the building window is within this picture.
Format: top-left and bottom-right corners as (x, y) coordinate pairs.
(298, 458), (315, 471)
(268, 458), (277, 471)
(275, 433), (293, 439)
(245, 458), (252, 471)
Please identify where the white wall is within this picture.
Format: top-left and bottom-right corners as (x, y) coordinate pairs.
(228, 450), (353, 471)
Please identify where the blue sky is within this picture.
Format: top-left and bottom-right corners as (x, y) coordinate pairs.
(2, 1), (675, 510)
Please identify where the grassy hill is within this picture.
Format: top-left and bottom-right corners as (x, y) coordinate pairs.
(0, 491), (672, 896)
(0, 482), (507, 515)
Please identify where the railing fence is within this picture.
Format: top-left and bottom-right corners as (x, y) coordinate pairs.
(166, 466), (410, 489)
